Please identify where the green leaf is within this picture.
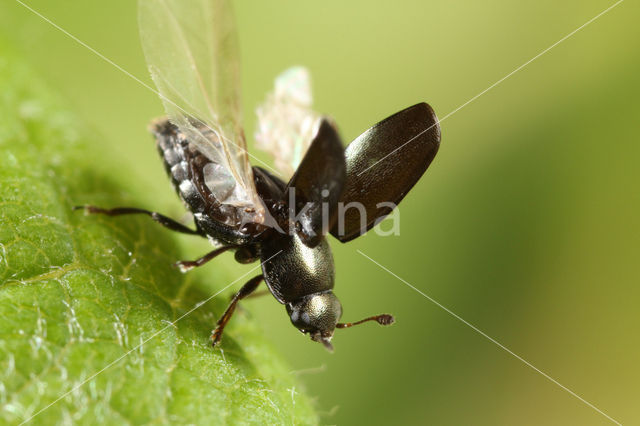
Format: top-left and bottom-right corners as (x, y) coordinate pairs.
(0, 42), (317, 425)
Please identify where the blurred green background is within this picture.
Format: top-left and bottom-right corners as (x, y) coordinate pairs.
(1, 0), (638, 424)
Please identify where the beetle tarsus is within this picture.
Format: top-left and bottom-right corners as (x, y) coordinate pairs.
(173, 246), (234, 273)
(74, 205), (202, 235)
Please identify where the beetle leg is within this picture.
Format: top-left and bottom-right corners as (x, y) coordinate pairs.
(241, 289), (270, 300)
(211, 275), (264, 347)
(232, 288), (270, 315)
(74, 205), (202, 235)
(173, 246), (233, 273)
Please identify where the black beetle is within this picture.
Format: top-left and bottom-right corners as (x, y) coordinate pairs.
(76, 0), (441, 351)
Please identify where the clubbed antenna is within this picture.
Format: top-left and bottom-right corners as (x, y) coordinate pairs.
(336, 314), (395, 329)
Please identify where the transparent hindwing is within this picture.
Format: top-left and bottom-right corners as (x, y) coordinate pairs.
(255, 66), (323, 179)
(139, 0), (264, 225)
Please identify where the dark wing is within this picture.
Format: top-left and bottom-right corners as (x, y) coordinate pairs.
(286, 120), (346, 248)
(330, 103), (441, 242)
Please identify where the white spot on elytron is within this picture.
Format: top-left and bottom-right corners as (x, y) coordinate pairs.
(203, 162), (235, 201)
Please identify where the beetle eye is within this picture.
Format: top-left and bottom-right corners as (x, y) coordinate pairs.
(286, 292), (342, 337)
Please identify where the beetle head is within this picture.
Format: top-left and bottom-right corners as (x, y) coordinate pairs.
(286, 292), (342, 351)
